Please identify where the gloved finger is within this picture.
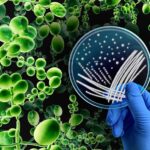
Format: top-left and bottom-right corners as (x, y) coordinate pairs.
(126, 82), (149, 120)
(112, 116), (124, 138)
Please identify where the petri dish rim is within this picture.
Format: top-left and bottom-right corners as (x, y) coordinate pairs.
(69, 26), (150, 109)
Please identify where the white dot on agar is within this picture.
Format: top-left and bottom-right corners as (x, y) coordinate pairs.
(103, 40), (106, 43)
(111, 52), (114, 55)
(97, 33), (100, 37)
(112, 38), (115, 41)
(121, 43), (125, 47)
(100, 51), (103, 54)
(116, 61), (119, 65)
(81, 57), (84, 61)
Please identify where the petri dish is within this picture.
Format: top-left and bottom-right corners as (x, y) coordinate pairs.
(69, 26), (150, 109)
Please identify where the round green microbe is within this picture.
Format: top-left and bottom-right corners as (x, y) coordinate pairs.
(16, 60), (25, 68)
(28, 110), (40, 126)
(21, 25), (37, 39)
(50, 2), (66, 18)
(24, 2), (32, 11)
(142, 3), (150, 14)
(45, 12), (54, 23)
(37, 81), (45, 90)
(49, 76), (61, 88)
(96, 134), (105, 143)
(45, 87), (54, 95)
(38, 92), (46, 101)
(66, 16), (79, 32)
(1, 57), (11, 67)
(69, 114), (83, 126)
(105, 0), (121, 5)
(31, 88), (38, 95)
(14, 36), (35, 53)
(26, 66), (35, 77)
(0, 25), (13, 42)
(53, 105), (63, 117)
(0, 0), (7, 5)
(0, 73), (12, 89)
(50, 145), (62, 150)
(11, 73), (22, 85)
(36, 74), (47, 81)
(13, 93), (25, 105)
(36, 68), (45, 76)
(0, 5), (6, 19)
(35, 58), (46, 68)
(69, 94), (77, 102)
(34, 4), (46, 16)
(0, 49), (7, 59)
(13, 80), (28, 94)
(34, 118), (60, 145)
(39, 0), (51, 6)
(60, 122), (71, 133)
(10, 16), (28, 34)
(27, 56), (35, 66)
(38, 25), (50, 39)
(49, 22), (61, 35)
(8, 128), (16, 137)
(51, 35), (64, 53)
(79, 146), (87, 150)
(7, 43), (20, 57)
(10, 105), (21, 117)
(92, 5), (100, 14)
(0, 89), (11, 102)
(35, 16), (44, 25)
(47, 67), (62, 79)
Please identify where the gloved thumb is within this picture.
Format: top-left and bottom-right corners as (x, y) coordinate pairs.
(126, 82), (149, 122)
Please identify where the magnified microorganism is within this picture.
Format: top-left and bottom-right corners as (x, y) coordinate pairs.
(69, 26), (150, 109)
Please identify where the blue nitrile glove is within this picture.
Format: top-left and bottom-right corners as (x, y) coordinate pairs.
(106, 82), (150, 150)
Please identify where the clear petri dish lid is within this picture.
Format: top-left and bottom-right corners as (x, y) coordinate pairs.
(69, 26), (150, 109)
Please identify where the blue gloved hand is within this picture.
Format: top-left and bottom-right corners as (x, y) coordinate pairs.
(106, 82), (150, 150)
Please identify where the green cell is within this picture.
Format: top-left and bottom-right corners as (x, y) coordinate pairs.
(45, 87), (54, 95)
(26, 56), (35, 66)
(105, 0), (121, 5)
(92, 5), (100, 14)
(69, 114), (83, 126)
(46, 67), (62, 79)
(10, 73), (22, 85)
(49, 76), (61, 88)
(35, 16), (44, 25)
(28, 110), (40, 126)
(38, 91), (46, 101)
(13, 80), (28, 94)
(69, 94), (77, 102)
(53, 105), (63, 117)
(21, 25), (37, 39)
(7, 43), (20, 57)
(34, 118), (60, 145)
(50, 145), (61, 150)
(66, 16), (79, 32)
(37, 81), (45, 90)
(49, 22), (61, 35)
(66, 129), (77, 139)
(16, 60), (25, 68)
(0, 73), (12, 89)
(39, 0), (51, 6)
(0, 89), (11, 102)
(0, 48), (7, 59)
(0, 5), (6, 19)
(1, 57), (11, 67)
(50, 2), (66, 18)
(31, 88), (38, 95)
(35, 58), (46, 68)
(13, 93), (25, 105)
(14, 36), (35, 53)
(10, 105), (22, 117)
(26, 66), (36, 77)
(34, 4), (46, 16)
(24, 2), (32, 11)
(96, 134), (105, 143)
(36, 68), (46, 76)
(0, 25), (13, 42)
(36, 74), (47, 81)
(38, 25), (50, 39)
(45, 12), (54, 23)
(8, 128), (16, 137)
(142, 3), (150, 14)
(10, 16), (28, 34)
(60, 122), (70, 133)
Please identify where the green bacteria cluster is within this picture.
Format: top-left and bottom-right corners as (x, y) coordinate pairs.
(0, 0), (149, 150)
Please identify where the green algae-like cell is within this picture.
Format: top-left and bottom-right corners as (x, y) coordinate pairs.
(37, 81), (45, 90)
(28, 110), (40, 126)
(69, 94), (77, 102)
(60, 122), (71, 133)
(66, 16), (79, 32)
(13, 93), (25, 105)
(53, 105), (63, 117)
(7, 43), (20, 57)
(0, 49), (7, 59)
(0, 25), (13, 42)
(49, 22), (61, 35)
(10, 73), (22, 85)
(0, 89), (11, 102)
(34, 4), (46, 16)
(47, 67), (62, 79)
(49, 76), (61, 88)
(13, 80), (28, 94)
(8, 128), (16, 137)
(10, 105), (22, 117)
(45, 12), (54, 23)
(38, 92), (46, 101)
(36, 68), (46, 76)
(10, 16), (28, 34)
(79, 146), (87, 150)
(38, 25), (50, 39)
(27, 66), (36, 77)
(14, 36), (35, 53)
(0, 5), (6, 19)
(69, 114), (83, 126)
(34, 118), (60, 145)
(27, 56), (35, 66)
(35, 58), (46, 68)
(1, 57), (11, 67)
(105, 0), (121, 6)
(51, 35), (64, 53)
(142, 3), (150, 14)
(0, 73), (12, 89)
(50, 145), (62, 150)
(50, 2), (66, 18)
(39, 0), (51, 6)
